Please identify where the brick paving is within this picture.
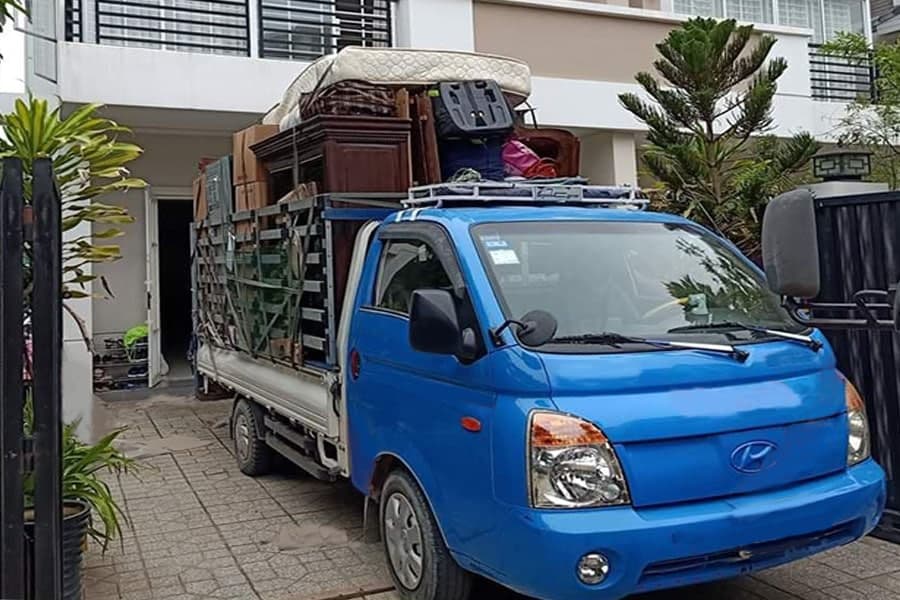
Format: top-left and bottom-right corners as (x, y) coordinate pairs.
(86, 388), (900, 600)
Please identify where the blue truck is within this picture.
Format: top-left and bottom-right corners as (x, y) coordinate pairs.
(194, 181), (887, 600)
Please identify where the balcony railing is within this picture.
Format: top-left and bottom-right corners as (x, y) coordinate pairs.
(62, 0), (394, 60)
(809, 44), (877, 103)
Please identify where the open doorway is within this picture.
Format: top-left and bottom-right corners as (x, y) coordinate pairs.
(157, 199), (194, 381)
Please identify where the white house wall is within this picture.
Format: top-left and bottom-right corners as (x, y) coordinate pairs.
(57, 42), (309, 114)
(0, 25), (25, 113)
(92, 131), (231, 336)
(394, 0), (476, 50)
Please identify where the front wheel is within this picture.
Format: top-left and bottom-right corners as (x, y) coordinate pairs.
(380, 470), (471, 600)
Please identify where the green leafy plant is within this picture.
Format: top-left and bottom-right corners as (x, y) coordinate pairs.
(821, 32), (900, 189)
(619, 17), (819, 259)
(0, 97), (145, 341)
(24, 393), (137, 550)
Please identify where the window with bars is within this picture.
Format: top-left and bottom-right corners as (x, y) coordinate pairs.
(673, 0), (865, 39)
(259, 0), (392, 61)
(673, 0), (721, 18)
(65, 0), (82, 41)
(91, 0), (250, 55)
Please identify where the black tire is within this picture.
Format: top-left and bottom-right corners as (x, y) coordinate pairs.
(380, 469), (472, 600)
(232, 399), (272, 476)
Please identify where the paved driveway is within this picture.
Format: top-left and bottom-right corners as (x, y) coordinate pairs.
(85, 389), (900, 600)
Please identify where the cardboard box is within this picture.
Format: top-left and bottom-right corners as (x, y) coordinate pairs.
(193, 174), (207, 222)
(235, 181), (270, 213)
(233, 124), (279, 185)
(269, 337), (301, 363)
(275, 181), (318, 205)
(235, 181), (271, 236)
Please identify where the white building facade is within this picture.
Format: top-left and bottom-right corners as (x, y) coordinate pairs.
(0, 0), (875, 434)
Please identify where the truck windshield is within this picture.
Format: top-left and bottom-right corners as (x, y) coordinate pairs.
(472, 220), (803, 345)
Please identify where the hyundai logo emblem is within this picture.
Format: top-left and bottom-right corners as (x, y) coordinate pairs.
(730, 441), (778, 473)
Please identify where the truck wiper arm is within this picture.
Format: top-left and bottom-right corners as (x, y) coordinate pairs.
(667, 321), (822, 352)
(549, 332), (749, 362)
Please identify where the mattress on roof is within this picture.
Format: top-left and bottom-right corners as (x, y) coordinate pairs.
(263, 46), (532, 129)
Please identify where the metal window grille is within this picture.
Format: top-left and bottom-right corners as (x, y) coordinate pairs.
(809, 44), (877, 103)
(65, 0), (83, 41)
(259, 0), (393, 61)
(94, 0), (250, 56)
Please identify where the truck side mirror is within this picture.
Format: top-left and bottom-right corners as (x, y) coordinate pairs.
(409, 289), (464, 356)
(762, 189), (821, 298)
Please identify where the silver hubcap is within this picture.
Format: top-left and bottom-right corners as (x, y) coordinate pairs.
(234, 414), (251, 462)
(384, 492), (424, 589)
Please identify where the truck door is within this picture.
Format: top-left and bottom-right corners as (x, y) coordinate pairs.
(348, 221), (496, 554)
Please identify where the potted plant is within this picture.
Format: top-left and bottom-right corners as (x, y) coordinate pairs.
(23, 393), (136, 600)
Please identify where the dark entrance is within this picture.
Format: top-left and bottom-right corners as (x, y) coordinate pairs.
(157, 199), (193, 380)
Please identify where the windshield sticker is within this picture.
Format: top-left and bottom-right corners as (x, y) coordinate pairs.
(687, 293), (709, 316)
(489, 249), (520, 265)
(483, 239), (509, 249)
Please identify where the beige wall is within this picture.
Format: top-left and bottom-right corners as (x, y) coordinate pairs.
(581, 131), (638, 186)
(92, 131), (231, 335)
(474, 2), (671, 82)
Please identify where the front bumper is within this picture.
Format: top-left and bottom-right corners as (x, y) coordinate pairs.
(466, 460), (885, 600)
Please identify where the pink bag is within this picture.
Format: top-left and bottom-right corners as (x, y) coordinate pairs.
(502, 140), (542, 176)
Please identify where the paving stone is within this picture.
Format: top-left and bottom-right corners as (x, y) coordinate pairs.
(183, 579), (219, 595)
(210, 583), (258, 598)
(864, 570), (900, 593)
(178, 567), (215, 584)
(119, 576), (152, 593)
(811, 579), (900, 600)
(149, 583), (186, 598)
(813, 541), (900, 579)
(364, 593), (401, 600)
(87, 391), (900, 600)
(205, 497), (289, 525)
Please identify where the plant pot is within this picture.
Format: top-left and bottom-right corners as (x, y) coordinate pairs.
(24, 500), (91, 600)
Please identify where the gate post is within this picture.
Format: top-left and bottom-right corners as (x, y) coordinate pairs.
(0, 157), (25, 598)
(31, 158), (63, 599)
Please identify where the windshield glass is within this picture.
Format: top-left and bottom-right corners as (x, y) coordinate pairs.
(472, 220), (803, 343)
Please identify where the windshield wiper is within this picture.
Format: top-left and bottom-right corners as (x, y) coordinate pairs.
(549, 332), (749, 362)
(667, 321), (822, 352)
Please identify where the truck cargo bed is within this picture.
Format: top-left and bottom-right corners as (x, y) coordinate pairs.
(196, 344), (335, 434)
(193, 192), (401, 369)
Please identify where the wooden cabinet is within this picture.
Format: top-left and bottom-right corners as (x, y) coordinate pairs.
(251, 115), (412, 199)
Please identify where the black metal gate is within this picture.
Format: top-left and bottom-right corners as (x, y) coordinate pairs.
(814, 190), (900, 542)
(0, 158), (64, 598)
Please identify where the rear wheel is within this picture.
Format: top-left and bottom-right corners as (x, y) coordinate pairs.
(232, 399), (272, 476)
(380, 470), (471, 600)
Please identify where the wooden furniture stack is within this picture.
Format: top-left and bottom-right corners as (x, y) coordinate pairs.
(252, 114), (414, 199)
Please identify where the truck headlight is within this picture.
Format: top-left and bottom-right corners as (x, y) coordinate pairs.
(843, 375), (871, 466)
(529, 411), (630, 508)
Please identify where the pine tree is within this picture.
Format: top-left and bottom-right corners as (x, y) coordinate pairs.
(619, 17), (818, 259)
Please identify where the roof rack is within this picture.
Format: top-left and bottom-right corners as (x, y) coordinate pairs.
(403, 181), (650, 210)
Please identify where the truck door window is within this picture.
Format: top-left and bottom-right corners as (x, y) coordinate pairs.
(376, 240), (453, 314)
